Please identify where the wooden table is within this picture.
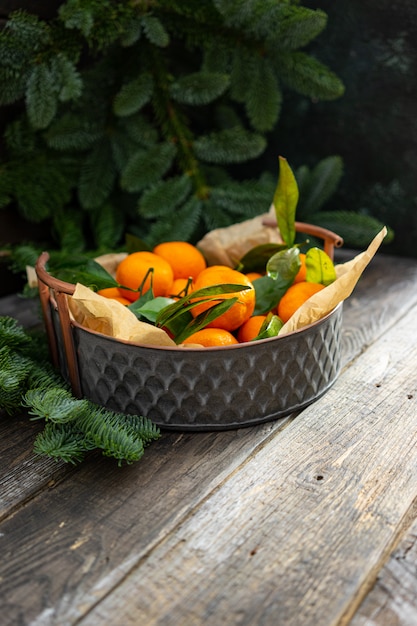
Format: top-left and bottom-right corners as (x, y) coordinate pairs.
(1, 249), (417, 626)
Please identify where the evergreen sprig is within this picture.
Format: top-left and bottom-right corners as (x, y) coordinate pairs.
(0, 0), (350, 253)
(0, 316), (161, 465)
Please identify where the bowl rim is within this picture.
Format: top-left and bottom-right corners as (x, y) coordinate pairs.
(69, 301), (342, 352)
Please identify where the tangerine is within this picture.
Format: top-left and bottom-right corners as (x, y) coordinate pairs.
(245, 271), (263, 283)
(181, 328), (238, 347)
(116, 251), (174, 301)
(237, 315), (267, 343)
(97, 287), (131, 306)
(153, 241), (207, 280)
(191, 265), (256, 331)
(293, 253), (307, 284)
(277, 281), (325, 323)
(168, 277), (193, 299)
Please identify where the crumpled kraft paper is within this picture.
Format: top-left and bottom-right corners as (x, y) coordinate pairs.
(197, 205), (282, 267)
(68, 283), (176, 347)
(278, 226), (387, 335)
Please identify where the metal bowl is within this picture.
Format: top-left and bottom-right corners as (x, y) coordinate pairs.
(35, 222), (344, 431)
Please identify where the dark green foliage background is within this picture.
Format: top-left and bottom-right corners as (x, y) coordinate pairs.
(0, 1), (341, 253)
(264, 0), (417, 257)
(0, 0), (399, 269)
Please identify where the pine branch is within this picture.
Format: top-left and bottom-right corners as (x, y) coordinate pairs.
(194, 128), (266, 164)
(0, 346), (33, 414)
(33, 422), (89, 464)
(296, 156), (344, 219)
(139, 175), (192, 219)
(145, 195), (202, 245)
(75, 406), (145, 466)
(1, 316), (161, 465)
(121, 142), (177, 193)
(311, 211), (392, 248)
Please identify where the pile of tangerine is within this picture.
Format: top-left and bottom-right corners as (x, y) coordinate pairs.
(97, 241), (325, 347)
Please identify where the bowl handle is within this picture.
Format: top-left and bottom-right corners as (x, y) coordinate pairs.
(262, 219), (344, 260)
(35, 252), (82, 398)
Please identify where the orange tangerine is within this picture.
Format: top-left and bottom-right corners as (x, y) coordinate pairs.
(168, 277), (194, 299)
(116, 251), (174, 301)
(96, 287), (131, 305)
(181, 328), (239, 347)
(277, 281), (325, 323)
(237, 315), (267, 343)
(153, 241), (207, 280)
(191, 265), (256, 332)
(293, 253), (307, 284)
(245, 271), (263, 283)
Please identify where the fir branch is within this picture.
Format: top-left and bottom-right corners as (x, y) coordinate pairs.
(53, 210), (86, 253)
(145, 195), (202, 245)
(169, 72), (230, 106)
(75, 406), (146, 465)
(121, 142), (177, 193)
(210, 179), (275, 218)
(51, 53), (83, 102)
(194, 128), (266, 164)
(121, 413), (161, 445)
(0, 346), (33, 414)
(78, 138), (117, 209)
(33, 422), (89, 464)
(274, 51), (345, 100)
(45, 113), (103, 151)
(24, 387), (90, 423)
(26, 63), (59, 129)
(244, 57), (282, 132)
(296, 156), (344, 219)
(89, 201), (125, 251)
(141, 14), (170, 48)
(311, 211), (392, 248)
(139, 174), (192, 219)
(0, 316), (32, 351)
(113, 72), (154, 117)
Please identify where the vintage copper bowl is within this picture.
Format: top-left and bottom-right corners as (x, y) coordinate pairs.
(35, 222), (344, 431)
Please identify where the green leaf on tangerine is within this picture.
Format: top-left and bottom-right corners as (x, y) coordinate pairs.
(173, 299), (238, 344)
(130, 296), (176, 323)
(266, 246), (300, 281)
(253, 275), (290, 315)
(156, 283), (250, 329)
(54, 259), (118, 290)
(305, 248), (336, 285)
(254, 314), (283, 341)
(237, 242), (288, 273)
(273, 156), (299, 248)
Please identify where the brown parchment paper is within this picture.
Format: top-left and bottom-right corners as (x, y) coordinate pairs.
(68, 283), (176, 347)
(278, 226), (388, 335)
(197, 205), (282, 267)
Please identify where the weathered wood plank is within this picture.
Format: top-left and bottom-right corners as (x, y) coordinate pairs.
(0, 419), (294, 626)
(0, 251), (409, 523)
(74, 303), (417, 626)
(0, 253), (416, 626)
(336, 251), (417, 366)
(0, 412), (69, 522)
(351, 514), (417, 626)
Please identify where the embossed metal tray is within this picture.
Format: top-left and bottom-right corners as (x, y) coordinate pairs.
(35, 222), (344, 431)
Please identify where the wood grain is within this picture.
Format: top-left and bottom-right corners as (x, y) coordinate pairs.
(1, 252), (417, 626)
(75, 303), (417, 626)
(0, 420), (293, 626)
(351, 515), (417, 626)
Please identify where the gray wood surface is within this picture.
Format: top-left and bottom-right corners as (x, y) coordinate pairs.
(352, 515), (417, 626)
(1, 250), (417, 626)
(74, 300), (417, 626)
